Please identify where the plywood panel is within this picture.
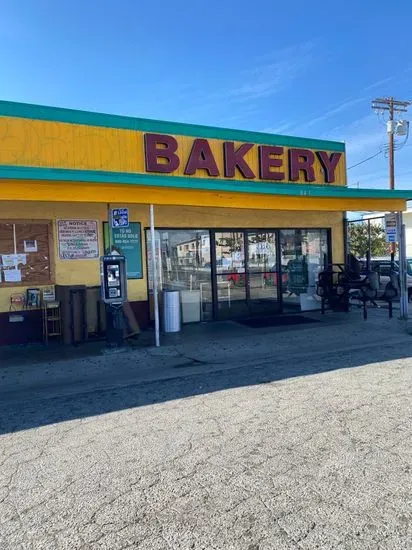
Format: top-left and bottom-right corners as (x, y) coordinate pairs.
(0, 223), (14, 255)
(0, 220), (53, 286)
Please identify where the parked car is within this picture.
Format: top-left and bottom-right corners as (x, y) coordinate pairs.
(360, 257), (412, 300)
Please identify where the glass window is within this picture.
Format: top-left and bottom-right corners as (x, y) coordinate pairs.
(146, 229), (213, 321)
(247, 232), (277, 273)
(215, 231), (245, 274)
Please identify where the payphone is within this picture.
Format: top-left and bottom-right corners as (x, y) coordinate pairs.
(100, 255), (127, 304)
(100, 255), (127, 348)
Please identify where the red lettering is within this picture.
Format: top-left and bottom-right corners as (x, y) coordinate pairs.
(223, 142), (255, 179)
(144, 133), (180, 173)
(288, 149), (316, 182)
(316, 151), (342, 183)
(259, 145), (285, 180)
(184, 139), (219, 176)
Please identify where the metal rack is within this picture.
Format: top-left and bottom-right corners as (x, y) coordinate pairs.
(42, 300), (62, 344)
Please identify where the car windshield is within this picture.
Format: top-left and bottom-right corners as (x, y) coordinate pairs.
(407, 260), (412, 276)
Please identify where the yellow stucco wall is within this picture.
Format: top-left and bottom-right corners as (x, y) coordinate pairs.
(0, 179), (405, 213)
(0, 116), (346, 185)
(0, 201), (344, 313)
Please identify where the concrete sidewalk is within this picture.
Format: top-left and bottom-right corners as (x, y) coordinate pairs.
(1, 308), (411, 404)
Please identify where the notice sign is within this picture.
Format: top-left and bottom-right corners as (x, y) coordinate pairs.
(103, 222), (142, 278)
(58, 220), (99, 260)
(385, 213), (399, 243)
(112, 208), (129, 228)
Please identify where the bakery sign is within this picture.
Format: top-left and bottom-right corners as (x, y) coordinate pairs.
(143, 133), (344, 184)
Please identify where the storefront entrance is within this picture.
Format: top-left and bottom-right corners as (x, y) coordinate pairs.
(147, 227), (330, 322)
(213, 230), (280, 320)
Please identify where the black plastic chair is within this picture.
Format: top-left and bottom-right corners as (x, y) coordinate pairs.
(316, 268), (350, 313)
(357, 271), (397, 320)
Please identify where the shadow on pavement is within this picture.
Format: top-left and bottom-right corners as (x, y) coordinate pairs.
(0, 336), (411, 435)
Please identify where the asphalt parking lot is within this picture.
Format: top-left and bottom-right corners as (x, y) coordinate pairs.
(1, 335), (411, 549)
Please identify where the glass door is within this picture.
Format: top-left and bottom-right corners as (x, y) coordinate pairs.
(246, 231), (281, 316)
(213, 231), (249, 319)
(280, 229), (329, 312)
(213, 230), (282, 320)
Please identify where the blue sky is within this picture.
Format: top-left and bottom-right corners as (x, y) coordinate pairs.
(1, 0), (411, 191)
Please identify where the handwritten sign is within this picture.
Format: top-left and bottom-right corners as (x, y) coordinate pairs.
(57, 220), (99, 260)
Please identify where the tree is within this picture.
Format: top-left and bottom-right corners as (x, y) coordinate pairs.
(348, 222), (389, 258)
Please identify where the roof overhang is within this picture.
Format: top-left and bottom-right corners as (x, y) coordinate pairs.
(0, 165), (410, 212)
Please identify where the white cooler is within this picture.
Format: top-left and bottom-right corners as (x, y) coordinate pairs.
(181, 290), (201, 323)
(299, 292), (319, 311)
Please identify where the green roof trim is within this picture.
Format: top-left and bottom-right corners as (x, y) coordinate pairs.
(0, 165), (411, 200)
(0, 100), (345, 152)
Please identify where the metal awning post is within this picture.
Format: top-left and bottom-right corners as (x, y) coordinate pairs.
(397, 211), (408, 321)
(150, 204), (160, 347)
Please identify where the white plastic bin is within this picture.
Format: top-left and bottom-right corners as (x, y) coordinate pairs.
(162, 290), (181, 332)
(181, 290), (201, 323)
(299, 292), (319, 311)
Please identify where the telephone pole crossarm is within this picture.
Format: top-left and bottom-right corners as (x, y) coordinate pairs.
(371, 96), (411, 191)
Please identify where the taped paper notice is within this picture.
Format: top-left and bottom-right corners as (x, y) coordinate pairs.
(2, 255), (15, 268)
(4, 269), (21, 283)
(24, 240), (38, 252)
(1, 254), (26, 267)
(58, 220), (99, 260)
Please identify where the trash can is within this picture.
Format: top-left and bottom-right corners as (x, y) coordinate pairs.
(162, 290), (181, 333)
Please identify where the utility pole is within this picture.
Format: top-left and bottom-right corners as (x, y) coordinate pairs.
(371, 97), (411, 190)
(372, 97), (411, 257)
(372, 97), (411, 319)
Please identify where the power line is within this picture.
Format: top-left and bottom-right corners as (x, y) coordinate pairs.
(347, 150), (383, 170)
(349, 97), (411, 173)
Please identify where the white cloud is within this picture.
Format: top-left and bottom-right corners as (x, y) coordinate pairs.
(363, 76), (396, 92)
(260, 122), (294, 134)
(346, 131), (385, 156)
(291, 73), (407, 135)
(152, 42), (316, 126)
(324, 114), (387, 156)
(209, 42), (315, 104)
(302, 97), (369, 131)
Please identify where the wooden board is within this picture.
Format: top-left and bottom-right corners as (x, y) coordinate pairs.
(0, 220), (54, 286)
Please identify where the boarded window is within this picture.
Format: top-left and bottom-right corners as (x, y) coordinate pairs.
(0, 221), (54, 286)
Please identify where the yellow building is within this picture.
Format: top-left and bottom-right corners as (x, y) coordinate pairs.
(0, 100), (410, 344)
